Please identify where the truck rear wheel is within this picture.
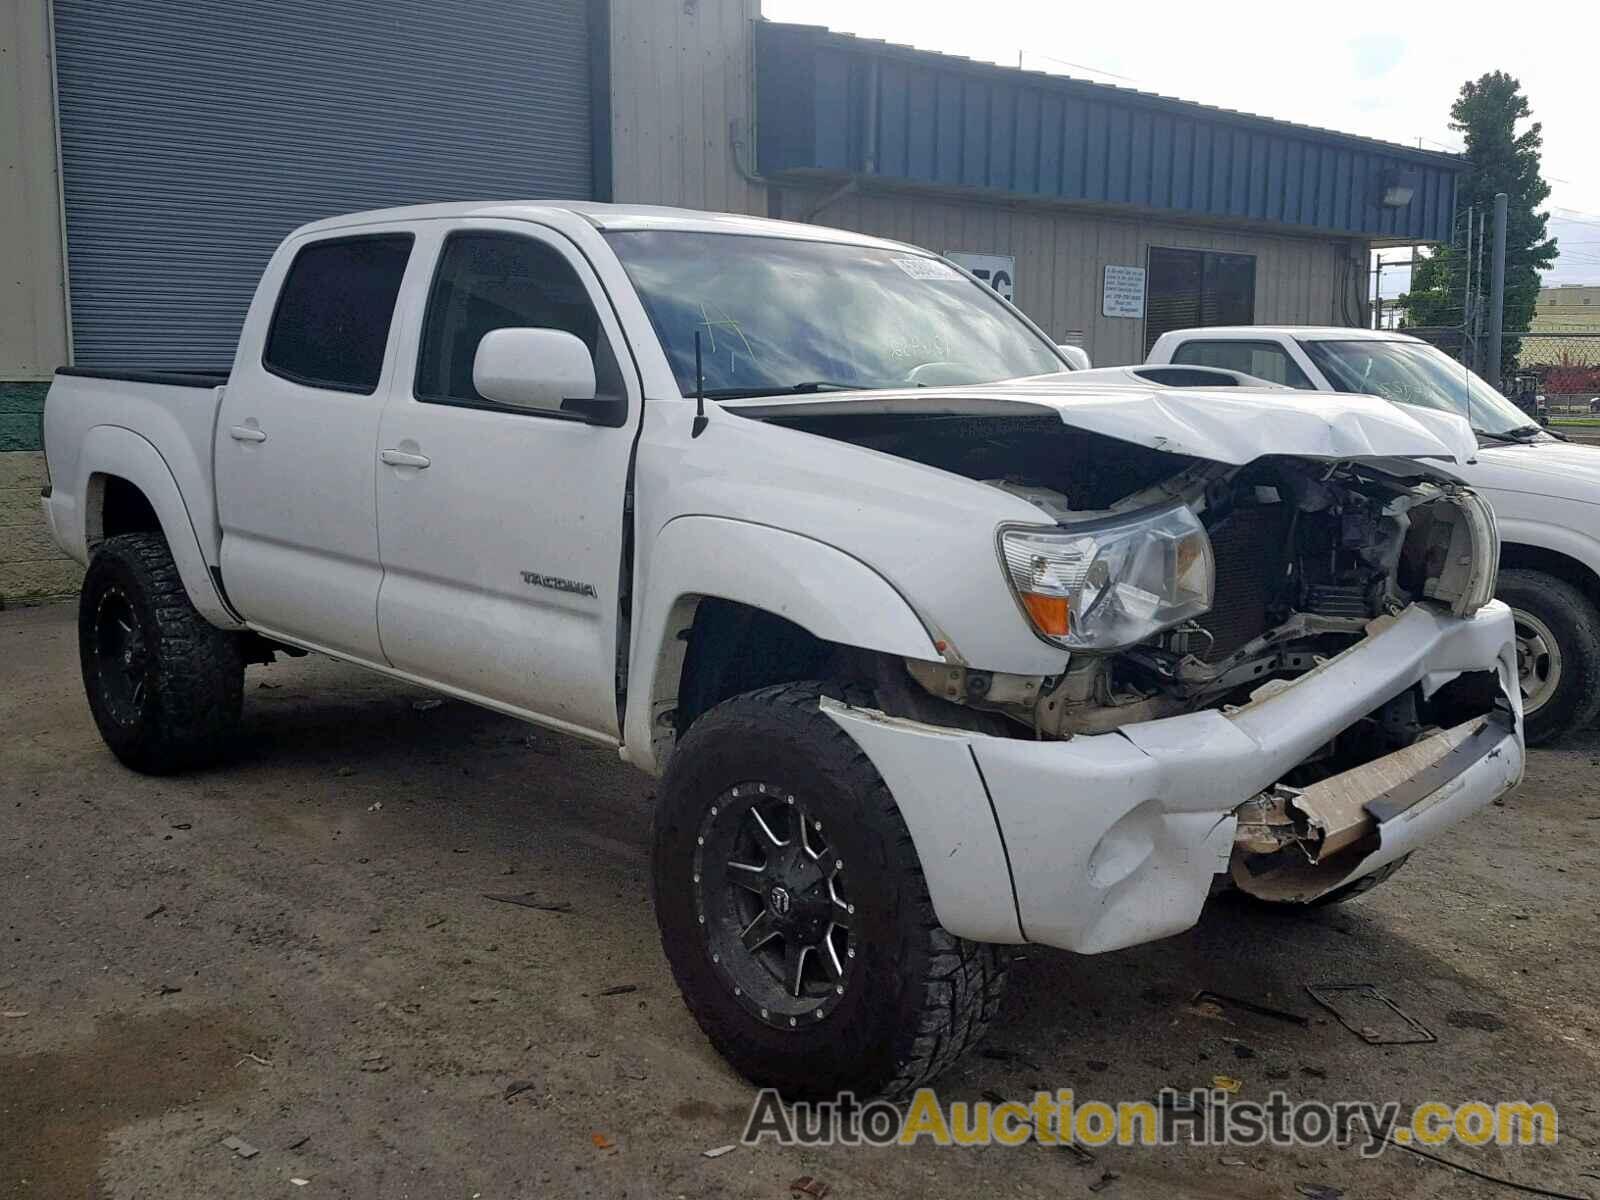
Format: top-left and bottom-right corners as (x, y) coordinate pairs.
(653, 682), (1008, 1100)
(1496, 568), (1600, 745)
(79, 532), (244, 774)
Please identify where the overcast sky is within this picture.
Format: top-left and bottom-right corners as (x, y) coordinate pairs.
(762, 0), (1600, 296)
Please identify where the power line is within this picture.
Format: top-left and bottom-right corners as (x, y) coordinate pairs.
(1549, 210), (1600, 232)
(1017, 50), (1137, 83)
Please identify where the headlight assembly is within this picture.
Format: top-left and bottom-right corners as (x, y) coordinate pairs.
(999, 504), (1214, 651)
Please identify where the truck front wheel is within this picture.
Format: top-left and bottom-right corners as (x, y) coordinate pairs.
(653, 682), (1008, 1100)
(79, 532), (244, 774)
(1496, 568), (1600, 746)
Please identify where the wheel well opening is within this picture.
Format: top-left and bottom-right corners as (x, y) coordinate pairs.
(93, 474), (161, 543)
(659, 598), (1014, 768)
(675, 598), (834, 738)
(1499, 544), (1600, 606)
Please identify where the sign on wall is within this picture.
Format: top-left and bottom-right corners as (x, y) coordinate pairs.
(946, 252), (1015, 302)
(1102, 265), (1147, 319)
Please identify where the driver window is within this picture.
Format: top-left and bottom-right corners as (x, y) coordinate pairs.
(415, 232), (623, 409)
(1171, 340), (1312, 389)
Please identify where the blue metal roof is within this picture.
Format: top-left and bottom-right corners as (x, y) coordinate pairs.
(754, 22), (1462, 243)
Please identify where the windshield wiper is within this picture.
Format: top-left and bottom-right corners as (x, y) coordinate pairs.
(1477, 427), (1541, 444)
(701, 380), (864, 400)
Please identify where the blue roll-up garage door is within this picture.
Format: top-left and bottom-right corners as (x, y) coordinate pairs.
(52, 0), (596, 369)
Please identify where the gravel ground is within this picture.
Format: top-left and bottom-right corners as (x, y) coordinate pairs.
(3, 599), (1598, 1199)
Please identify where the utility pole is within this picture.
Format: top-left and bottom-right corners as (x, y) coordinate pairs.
(1475, 210), (1487, 367)
(1373, 257), (1382, 329)
(1462, 206), (1475, 370)
(1486, 192), (1508, 391)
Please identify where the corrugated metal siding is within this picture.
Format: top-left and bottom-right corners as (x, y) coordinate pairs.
(780, 184), (1366, 368)
(757, 22), (1461, 244)
(608, 0), (763, 215)
(53, 0), (595, 369)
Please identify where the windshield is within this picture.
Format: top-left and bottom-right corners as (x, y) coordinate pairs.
(1299, 339), (1537, 439)
(604, 231), (1066, 397)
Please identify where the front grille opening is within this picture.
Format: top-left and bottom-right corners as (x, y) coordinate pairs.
(1196, 503), (1292, 660)
(1280, 672), (1504, 788)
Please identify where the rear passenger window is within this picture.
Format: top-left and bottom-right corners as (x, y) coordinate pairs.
(263, 234), (413, 394)
(414, 231), (623, 409)
(1171, 340), (1313, 389)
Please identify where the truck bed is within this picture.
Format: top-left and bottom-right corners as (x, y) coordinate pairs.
(42, 366), (231, 613)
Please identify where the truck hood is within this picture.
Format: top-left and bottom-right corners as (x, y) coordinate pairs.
(719, 374), (1468, 471)
(1467, 437), (1600, 505)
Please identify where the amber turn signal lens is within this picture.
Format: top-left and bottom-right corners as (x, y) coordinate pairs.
(1020, 592), (1070, 637)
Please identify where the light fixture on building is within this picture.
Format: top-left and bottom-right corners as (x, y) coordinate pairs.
(1378, 167), (1419, 208)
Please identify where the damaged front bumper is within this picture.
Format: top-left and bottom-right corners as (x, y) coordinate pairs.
(824, 601), (1523, 954)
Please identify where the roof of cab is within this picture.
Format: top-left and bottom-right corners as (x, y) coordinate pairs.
(1162, 325), (1426, 344)
(290, 201), (924, 254)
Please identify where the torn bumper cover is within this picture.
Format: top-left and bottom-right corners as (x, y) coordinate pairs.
(824, 601), (1523, 955)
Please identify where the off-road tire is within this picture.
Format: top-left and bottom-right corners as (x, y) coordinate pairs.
(653, 682), (1008, 1099)
(1495, 568), (1600, 746)
(78, 532), (244, 773)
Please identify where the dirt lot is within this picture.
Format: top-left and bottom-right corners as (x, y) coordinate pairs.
(3, 599), (1598, 1199)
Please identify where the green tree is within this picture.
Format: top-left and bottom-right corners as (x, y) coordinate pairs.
(1400, 72), (1557, 376)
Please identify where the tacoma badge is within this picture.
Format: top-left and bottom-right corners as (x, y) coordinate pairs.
(521, 571), (597, 598)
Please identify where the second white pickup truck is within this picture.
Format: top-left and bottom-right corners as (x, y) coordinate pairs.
(43, 203), (1523, 1097)
(1149, 326), (1600, 744)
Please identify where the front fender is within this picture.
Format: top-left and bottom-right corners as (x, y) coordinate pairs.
(74, 425), (241, 630)
(1496, 515), (1600, 587)
(622, 515), (940, 773)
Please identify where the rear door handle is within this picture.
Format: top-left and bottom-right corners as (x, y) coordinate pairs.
(380, 448), (431, 469)
(228, 424), (267, 443)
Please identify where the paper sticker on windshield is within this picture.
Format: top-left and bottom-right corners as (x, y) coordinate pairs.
(892, 256), (963, 281)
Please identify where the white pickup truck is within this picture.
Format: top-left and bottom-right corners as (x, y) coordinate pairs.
(43, 203), (1523, 1098)
(1149, 326), (1600, 744)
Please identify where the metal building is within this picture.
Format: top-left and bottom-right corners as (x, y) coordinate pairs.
(753, 23), (1462, 366)
(4, 0), (1465, 381)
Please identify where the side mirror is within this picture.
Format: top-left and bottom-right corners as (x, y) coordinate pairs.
(1057, 344), (1092, 371)
(473, 328), (597, 415)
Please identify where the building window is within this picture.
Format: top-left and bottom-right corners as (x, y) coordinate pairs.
(263, 235), (413, 394)
(1143, 248), (1257, 354)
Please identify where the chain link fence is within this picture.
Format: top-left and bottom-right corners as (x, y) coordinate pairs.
(1511, 333), (1600, 418)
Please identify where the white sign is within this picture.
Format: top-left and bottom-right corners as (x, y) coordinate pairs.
(1102, 265), (1147, 319)
(892, 256), (963, 281)
(946, 251), (1015, 302)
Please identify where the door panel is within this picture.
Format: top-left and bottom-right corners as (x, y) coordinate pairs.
(215, 230), (414, 662)
(375, 222), (638, 739)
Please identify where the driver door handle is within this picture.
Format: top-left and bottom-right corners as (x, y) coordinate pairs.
(228, 424), (267, 443)
(380, 448), (431, 469)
